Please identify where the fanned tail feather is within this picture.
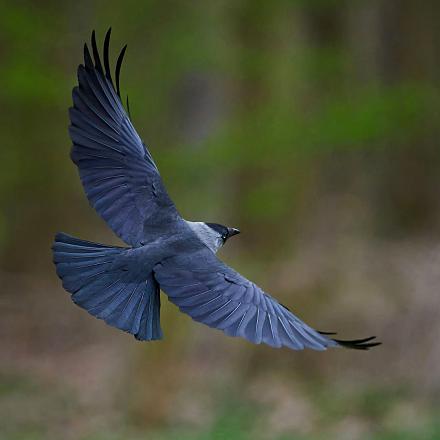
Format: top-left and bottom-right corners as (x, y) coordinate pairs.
(52, 232), (162, 341)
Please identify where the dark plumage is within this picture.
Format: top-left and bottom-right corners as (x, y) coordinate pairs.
(52, 30), (381, 351)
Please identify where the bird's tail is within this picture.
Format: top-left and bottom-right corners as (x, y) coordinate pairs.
(52, 232), (162, 341)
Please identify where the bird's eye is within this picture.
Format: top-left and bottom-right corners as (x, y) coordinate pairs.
(221, 234), (227, 241)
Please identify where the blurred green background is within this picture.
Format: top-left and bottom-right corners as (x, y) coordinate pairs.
(1, 1), (440, 439)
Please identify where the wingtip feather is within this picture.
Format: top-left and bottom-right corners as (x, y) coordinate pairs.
(333, 335), (382, 350)
(91, 30), (104, 74)
(83, 43), (93, 69)
(103, 28), (113, 85)
(115, 44), (127, 98)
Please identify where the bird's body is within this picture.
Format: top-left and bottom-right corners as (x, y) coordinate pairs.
(52, 29), (380, 351)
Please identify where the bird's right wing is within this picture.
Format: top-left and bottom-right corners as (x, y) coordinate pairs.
(154, 249), (380, 351)
(69, 30), (180, 246)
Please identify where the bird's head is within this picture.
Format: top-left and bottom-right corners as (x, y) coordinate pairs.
(205, 223), (240, 247)
(186, 221), (240, 253)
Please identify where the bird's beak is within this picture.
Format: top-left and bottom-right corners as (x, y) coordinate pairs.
(227, 227), (240, 238)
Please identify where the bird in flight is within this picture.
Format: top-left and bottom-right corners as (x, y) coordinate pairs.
(53, 30), (380, 351)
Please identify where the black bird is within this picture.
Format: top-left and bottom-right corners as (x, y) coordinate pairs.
(52, 30), (381, 351)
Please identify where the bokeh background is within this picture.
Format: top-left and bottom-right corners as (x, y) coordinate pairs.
(1, 1), (440, 439)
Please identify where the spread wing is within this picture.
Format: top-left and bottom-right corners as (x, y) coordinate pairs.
(69, 30), (180, 246)
(154, 249), (380, 351)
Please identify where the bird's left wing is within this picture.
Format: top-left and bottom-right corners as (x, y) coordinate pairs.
(154, 249), (380, 351)
(69, 30), (180, 246)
